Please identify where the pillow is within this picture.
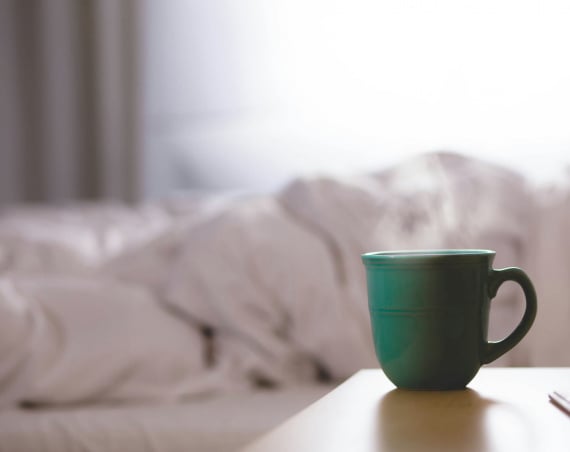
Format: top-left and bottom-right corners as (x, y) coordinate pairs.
(0, 203), (173, 277)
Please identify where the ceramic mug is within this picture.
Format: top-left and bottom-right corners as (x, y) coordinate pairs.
(361, 250), (537, 390)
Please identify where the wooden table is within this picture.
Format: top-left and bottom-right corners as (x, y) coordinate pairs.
(242, 368), (570, 452)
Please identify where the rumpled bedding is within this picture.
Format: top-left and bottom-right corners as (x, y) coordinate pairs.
(0, 152), (567, 407)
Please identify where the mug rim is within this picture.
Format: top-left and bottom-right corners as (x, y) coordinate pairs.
(362, 249), (496, 263)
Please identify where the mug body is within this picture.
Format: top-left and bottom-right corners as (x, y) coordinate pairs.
(362, 250), (495, 390)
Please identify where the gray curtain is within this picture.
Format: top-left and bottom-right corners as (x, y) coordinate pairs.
(0, 0), (140, 207)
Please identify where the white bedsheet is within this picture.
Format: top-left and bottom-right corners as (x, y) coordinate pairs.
(0, 384), (332, 452)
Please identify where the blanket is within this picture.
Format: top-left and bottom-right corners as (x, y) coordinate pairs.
(0, 152), (565, 406)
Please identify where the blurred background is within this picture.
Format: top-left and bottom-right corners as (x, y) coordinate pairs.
(1, 0), (570, 207)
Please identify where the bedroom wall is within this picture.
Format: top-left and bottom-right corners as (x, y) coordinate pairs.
(142, 0), (570, 197)
(2, 1), (569, 203)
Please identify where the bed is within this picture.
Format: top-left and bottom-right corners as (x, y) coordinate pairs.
(0, 385), (332, 452)
(1, 152), (569, 451)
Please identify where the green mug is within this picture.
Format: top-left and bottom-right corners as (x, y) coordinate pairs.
(361, 250), (537, 390)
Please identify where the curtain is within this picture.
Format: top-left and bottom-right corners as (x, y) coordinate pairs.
(0, 0), (140, 207)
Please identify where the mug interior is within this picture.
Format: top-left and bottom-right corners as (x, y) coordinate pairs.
(364, 249), (495, 257)
(361, 249), (496, 264)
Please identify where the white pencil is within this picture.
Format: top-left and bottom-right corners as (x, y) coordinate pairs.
(549, 391), (570, 415)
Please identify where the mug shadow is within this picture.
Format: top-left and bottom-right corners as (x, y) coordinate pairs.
(376, 388), (496, 452)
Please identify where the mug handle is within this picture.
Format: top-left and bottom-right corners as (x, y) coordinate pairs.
(482, 267), (537, 364)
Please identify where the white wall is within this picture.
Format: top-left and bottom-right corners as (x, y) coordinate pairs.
(142, 0), (570, 196)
